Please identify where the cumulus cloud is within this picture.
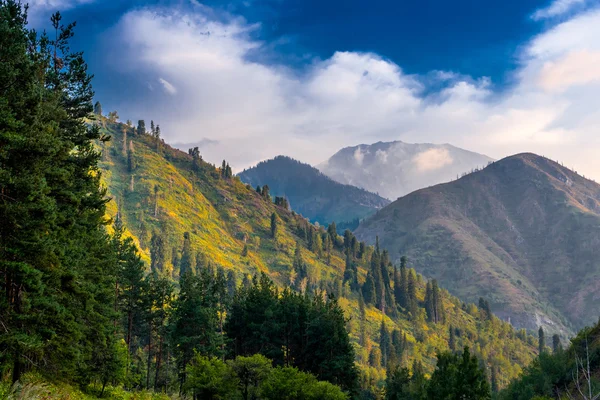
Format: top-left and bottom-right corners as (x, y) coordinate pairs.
(532, 0), (587, 20)
(107, 4), (600, 180)
(413, 148), (454, 172)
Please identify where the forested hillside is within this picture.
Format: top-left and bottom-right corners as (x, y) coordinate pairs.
(501, 319), (600, 399)
(356, 153), (600, 337)
(95, 117), (539, 394)
(238, 156), (389, 228)
(0, 2), (540, 399)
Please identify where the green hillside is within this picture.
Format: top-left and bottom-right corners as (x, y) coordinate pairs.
(98, 118), (538, 391)
(355, 154), (600, 338)
(501, 320), (600, 399)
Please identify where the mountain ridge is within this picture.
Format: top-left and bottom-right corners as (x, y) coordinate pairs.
(318, 140), (494, 200)
(238, 155), (390, 227)
(355, 152), (600, 336)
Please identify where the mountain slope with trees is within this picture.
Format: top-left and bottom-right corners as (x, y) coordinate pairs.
(0, 3), (538, 398)
(355, 153), (600, 337)
(238, 156), (390, 228)
(93, 117), (540, 395)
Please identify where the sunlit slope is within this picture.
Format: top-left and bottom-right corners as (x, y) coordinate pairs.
(97, 120), (537, 387)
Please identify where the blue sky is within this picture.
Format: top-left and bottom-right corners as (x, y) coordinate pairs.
(27, 0), (600, 178)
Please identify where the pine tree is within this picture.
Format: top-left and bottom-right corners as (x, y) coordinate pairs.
(358, 292), (367, 347)
(448, 325), (456, 352)
(0, 5), (119, 383)
(94, 100), (103, 115)
(379, 319), (393, 368)
(155, 125), (161, 151)
(180, 232), (194, 276)
(425, 281), (434, 322)
(391, 329), (404, 362)
(270, 212), (278, 239)
(137, 120), (146, 135)
(171, 270), (223, 390)
(432, 279), (444, 323)
(398, 257), (409, 309)
(479, 297), (492, 321)
(407, 269), (417, 316)
(226, 270), (237, 299)
(362, 271), (376, 305)
(427, 347), (491, 399)
(150, 231), (167, 273)
(262, 185), (270, 200)
(112, 219), (147, 365)
(552, 334), (562, 353)
(538, 326), (545, 354)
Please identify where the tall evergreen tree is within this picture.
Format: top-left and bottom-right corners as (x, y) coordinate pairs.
(137, 120), (146, 136)
(552, 334), (562, 354)
(150, 231), (167, 273)
(170, 269), (223, 390)
(362, 271), (376, 305)
(538, 326), (546, 354)
(448, 325), (456, 352)
(94, 100), (103, 115)
(427, 347), (491, 399)
(270, 212), (278, 239)
(0, 4), (118, 383)
(358, 292), (367, 348)
(179, 232), (194, 276)
(407, 269), (417, 316)
(379, 319), (393, 368)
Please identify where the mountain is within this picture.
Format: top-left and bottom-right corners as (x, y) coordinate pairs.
(237, 156), (390, 227)
(97, 119), (537, 389)
(355, 153), (600, 336)
(318, 141), (494, 200)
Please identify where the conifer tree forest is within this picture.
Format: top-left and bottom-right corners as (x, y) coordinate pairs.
(1, 2), (599, 399)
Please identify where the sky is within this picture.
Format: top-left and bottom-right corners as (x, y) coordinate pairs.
(26, 0), (600, 178)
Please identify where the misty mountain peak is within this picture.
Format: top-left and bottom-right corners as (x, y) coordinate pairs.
(317, 141), (493, 200)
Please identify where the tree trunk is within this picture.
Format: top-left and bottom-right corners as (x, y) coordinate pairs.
(12, 349), (22, 384)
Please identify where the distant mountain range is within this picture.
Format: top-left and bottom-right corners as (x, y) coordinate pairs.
(355, 153), (600, 335)
(238, 156), (390, 227)
(317, 141), (494, 200)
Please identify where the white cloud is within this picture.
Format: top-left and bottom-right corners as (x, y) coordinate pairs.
(158, 78), (177, 95)
(354, 148), (366, 165)
(375, 149), (388, 164)
(413, 148), (453, 172)
(108, 5), (600, 180)
(532, 0), (587, 20)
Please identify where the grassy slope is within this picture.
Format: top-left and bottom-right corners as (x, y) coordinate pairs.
(97, 120), (537, 389)
(356, 153), (600, 337)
